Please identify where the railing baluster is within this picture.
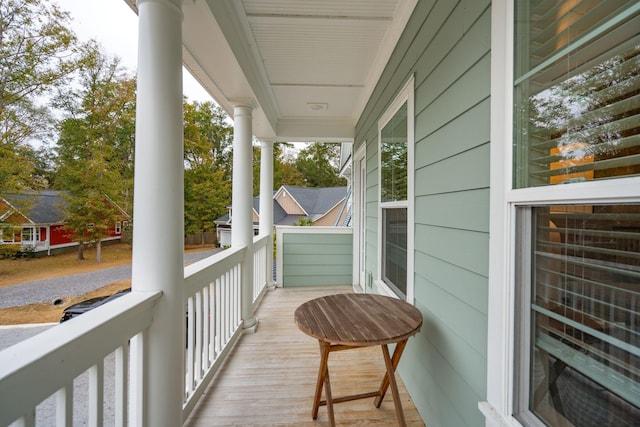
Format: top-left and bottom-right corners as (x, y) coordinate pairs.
(56, 383), (73, 427)
(235, 264), (241, 328)
(115, 343), (128, 427)
(202, 285), (210, 369)
(222, 271), (229, 343)
(215, 278), (221, 356)
(88, 362), (104, 427)
(185, 296), (193, 397)
(208, 282), (215, 364)
(195, 291), (203, 382)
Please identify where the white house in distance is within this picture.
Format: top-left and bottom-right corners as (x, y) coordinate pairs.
(215, 185), (350, 247)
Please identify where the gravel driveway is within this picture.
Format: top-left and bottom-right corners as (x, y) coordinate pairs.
(0, 248), (221, 309)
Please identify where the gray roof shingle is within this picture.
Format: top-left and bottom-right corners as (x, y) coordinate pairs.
(282, 186), (347, 216)
(2, 191), (67, 224)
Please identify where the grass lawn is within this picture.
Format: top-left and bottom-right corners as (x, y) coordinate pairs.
(0, 242), (215, 325)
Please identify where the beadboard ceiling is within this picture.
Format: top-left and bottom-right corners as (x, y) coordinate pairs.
(125, 0), (417, 141)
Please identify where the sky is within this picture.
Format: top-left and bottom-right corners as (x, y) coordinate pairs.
(57, 0), (213, 103)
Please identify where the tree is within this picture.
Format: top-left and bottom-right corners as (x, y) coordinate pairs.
(183, 101), (233, 243)
(295, 142), (347, 187)
(0, 0), (87, 191)
(274, 143), (305, 189)
(54, 47), (136, 262)
(252, 142), (305, 196)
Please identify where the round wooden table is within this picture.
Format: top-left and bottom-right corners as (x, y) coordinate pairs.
(294, 293), (423, 427)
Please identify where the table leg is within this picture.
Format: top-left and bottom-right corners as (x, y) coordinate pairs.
(324, 360), (336, 427)
(380, 343), (407, 427)
(374, 339), (408, 408)
(312, 341), (334, 424)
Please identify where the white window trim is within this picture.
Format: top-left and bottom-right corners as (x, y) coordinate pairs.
(482, 2), (640, 426)
(376, 75), (415, 303)
(353, 143), (366, 290)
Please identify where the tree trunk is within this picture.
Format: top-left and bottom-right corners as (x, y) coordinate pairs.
(77, 242), (85, 260)
(96, 240), (102, 263)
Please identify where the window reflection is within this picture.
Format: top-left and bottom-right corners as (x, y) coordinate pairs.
(381, 102), (408, 202)
(513, 2), (640, 188)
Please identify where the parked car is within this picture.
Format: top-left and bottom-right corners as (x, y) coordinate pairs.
(60, 289), (131, 323)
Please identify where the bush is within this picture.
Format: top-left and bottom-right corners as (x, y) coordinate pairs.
(0, 244), (21, 259)
(0, 245), (35, 259)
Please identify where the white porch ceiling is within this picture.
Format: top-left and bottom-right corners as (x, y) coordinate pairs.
(125, 0), (417, 142)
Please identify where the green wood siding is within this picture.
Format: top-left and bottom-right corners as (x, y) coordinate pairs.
(354, 1), (491, 426)
(281, 232), (352, 287)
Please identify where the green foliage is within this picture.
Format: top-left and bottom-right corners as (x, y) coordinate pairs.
(273, 143), (305, 189)
(293, 217), (314, 226)
(54, 47), (135, 262)
(0, 0), (87, 192)
(294, 143), (347, 188)
(183, 101), (233, 236)
(252, 142), (311, 196)
(0, 244), (34, 260)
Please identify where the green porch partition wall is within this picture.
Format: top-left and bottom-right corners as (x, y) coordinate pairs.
(354, 1), (491, 426)
(281, 231), (353, 287)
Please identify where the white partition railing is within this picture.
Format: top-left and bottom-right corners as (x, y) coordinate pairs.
(0, 290), (162, 426)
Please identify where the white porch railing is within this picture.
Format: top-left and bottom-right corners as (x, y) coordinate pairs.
(252, 234), (270, 304)
(0, 290), (162, 426)
(182, 246), (244, 420)
(0, 237), (272, 426)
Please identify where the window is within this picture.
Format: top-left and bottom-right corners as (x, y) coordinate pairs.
(515, 204), (640, 426)
(378, 77), (414, 300)
(511, 2), (640, 426)
(21, 227), (38, 243)
(513, 1), (640, 188)
(115, 221), (122, 234)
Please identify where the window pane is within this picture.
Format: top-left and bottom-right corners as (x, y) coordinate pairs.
(381, 102), (408, 202)
(529, 204), (640, 425)
(382, 208), (407, 296)
(21, 228), (33, 242)
(513, 2), (640, 188)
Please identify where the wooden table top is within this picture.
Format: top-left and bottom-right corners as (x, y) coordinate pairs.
(294, 293), (423, 346)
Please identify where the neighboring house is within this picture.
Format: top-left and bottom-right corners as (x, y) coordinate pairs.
(0, 191), (130, 255)
(215, 185), (349, 247)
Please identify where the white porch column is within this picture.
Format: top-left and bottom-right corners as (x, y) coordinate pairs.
(131, 1), (184, 426)
(231, 101), (258, 332)
(259, 139), (276, 289)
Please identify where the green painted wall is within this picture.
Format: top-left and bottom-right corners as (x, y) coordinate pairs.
(354, 1), (491, 426)
(281, 232), (353, 286)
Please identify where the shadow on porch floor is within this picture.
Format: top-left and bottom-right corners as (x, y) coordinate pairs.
(184, 285), (425, 426)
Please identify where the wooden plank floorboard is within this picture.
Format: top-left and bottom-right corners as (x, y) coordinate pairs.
(184, 286), (425, 426)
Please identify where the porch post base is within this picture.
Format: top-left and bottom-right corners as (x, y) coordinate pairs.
(243, 317), (259, 334)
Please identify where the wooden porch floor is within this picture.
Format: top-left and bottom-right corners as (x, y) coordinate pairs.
(184, 286), (425, 426)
